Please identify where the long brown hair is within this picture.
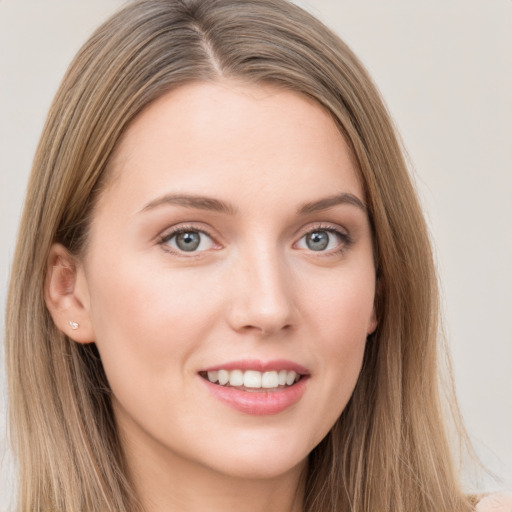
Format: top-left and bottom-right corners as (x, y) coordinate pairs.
(6, 0), (473, 510)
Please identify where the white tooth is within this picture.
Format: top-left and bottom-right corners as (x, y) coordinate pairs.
(229, 369), (244, 387)
(286, 370), (297, 386)
(218, 369), (229, 386)
(262, 371), (279, 388)
(207, 371), (218, 383)
(243, 370), (262, 388)
(278, 369), (287, 386)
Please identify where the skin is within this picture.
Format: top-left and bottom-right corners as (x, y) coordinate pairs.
(46, 81), (377, 512)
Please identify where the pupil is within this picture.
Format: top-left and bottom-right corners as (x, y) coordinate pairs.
(307, 231), (329, 251)
(177, 232), (200, 251)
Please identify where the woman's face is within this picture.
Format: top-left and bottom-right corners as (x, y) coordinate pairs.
(76, 81), (377, 480)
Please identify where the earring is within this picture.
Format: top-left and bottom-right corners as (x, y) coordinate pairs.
(69, 321), (79, 330)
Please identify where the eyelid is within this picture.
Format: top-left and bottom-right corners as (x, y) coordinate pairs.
(294, 223), (352, 253)
(155, 221), (352, 256)
(157, 223), (221, 255)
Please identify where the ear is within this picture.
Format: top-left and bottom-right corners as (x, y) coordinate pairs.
(45, 243), (96, 343)
(367, 275), (382, 336)
(367, 307), (378, 336)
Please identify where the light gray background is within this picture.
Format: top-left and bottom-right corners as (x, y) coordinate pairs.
(1, 1), (511, 510)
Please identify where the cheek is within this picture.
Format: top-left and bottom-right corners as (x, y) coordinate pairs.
(85, 260), (218, 376)
(84, 261), (220, 430)
(303, 266), (375, 421)
(305, 263), (376, 342)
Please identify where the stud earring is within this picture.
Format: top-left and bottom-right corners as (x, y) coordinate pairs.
(69, 321), (79, 330)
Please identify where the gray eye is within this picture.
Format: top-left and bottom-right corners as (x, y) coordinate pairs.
(305, 231), (330, 251)
(296, 229), (343, 252)
(162, 229), (216, 254)
(175, 232), (201, 251)
(163, 229), (216, 254)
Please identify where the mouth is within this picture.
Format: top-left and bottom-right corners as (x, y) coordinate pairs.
(198, 361), (309, 415)
(199, 369), (303, 391)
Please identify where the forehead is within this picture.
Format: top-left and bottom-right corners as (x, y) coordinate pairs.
(99, 80), (363, 215)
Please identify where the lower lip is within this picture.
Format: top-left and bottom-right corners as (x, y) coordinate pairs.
(201, 376), (308, 415)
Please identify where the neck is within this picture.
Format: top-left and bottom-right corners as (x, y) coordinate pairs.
(120, 423), (307, 512)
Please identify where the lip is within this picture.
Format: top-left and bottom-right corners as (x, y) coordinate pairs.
(199, 359), (310, 416)
(200, 375), (308, 415)
(201, 359), (309, 374)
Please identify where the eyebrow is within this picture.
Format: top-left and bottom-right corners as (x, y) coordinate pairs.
(141, 194), (238, 215)
(298, 193), (367, 215)
(140, 192), (366, 216)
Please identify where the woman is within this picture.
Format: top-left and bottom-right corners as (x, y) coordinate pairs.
(4, 0), (509, 511)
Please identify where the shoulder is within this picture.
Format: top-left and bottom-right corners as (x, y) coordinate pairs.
(476, 493), (512, 512)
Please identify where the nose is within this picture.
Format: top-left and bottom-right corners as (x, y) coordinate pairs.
(226, 246), (296, 337)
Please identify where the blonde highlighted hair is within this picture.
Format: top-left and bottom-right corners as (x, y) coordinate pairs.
(6, 0), (474, 510)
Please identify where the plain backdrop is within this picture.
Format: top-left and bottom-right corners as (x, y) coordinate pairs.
(1, 0), (511, 510)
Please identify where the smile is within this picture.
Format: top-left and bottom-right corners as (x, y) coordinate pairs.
(199, 361), (309, 415)
(202, 369), (301, 390)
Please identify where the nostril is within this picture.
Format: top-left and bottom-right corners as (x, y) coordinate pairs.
(239, 323), (293, 337)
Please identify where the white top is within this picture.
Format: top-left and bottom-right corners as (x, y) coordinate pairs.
(477, 493), (512, 512)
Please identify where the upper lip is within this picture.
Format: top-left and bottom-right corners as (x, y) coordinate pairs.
(200, 359), (309, 375)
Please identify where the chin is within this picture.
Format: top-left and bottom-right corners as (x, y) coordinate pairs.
(197, 434), (313, 481)
(212, 453), (308, 481)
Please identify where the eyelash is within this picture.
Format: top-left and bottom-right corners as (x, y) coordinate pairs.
(296, 224), (353, 255)
(157, 224), (352, 256)
(157, 225), (218, 256)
